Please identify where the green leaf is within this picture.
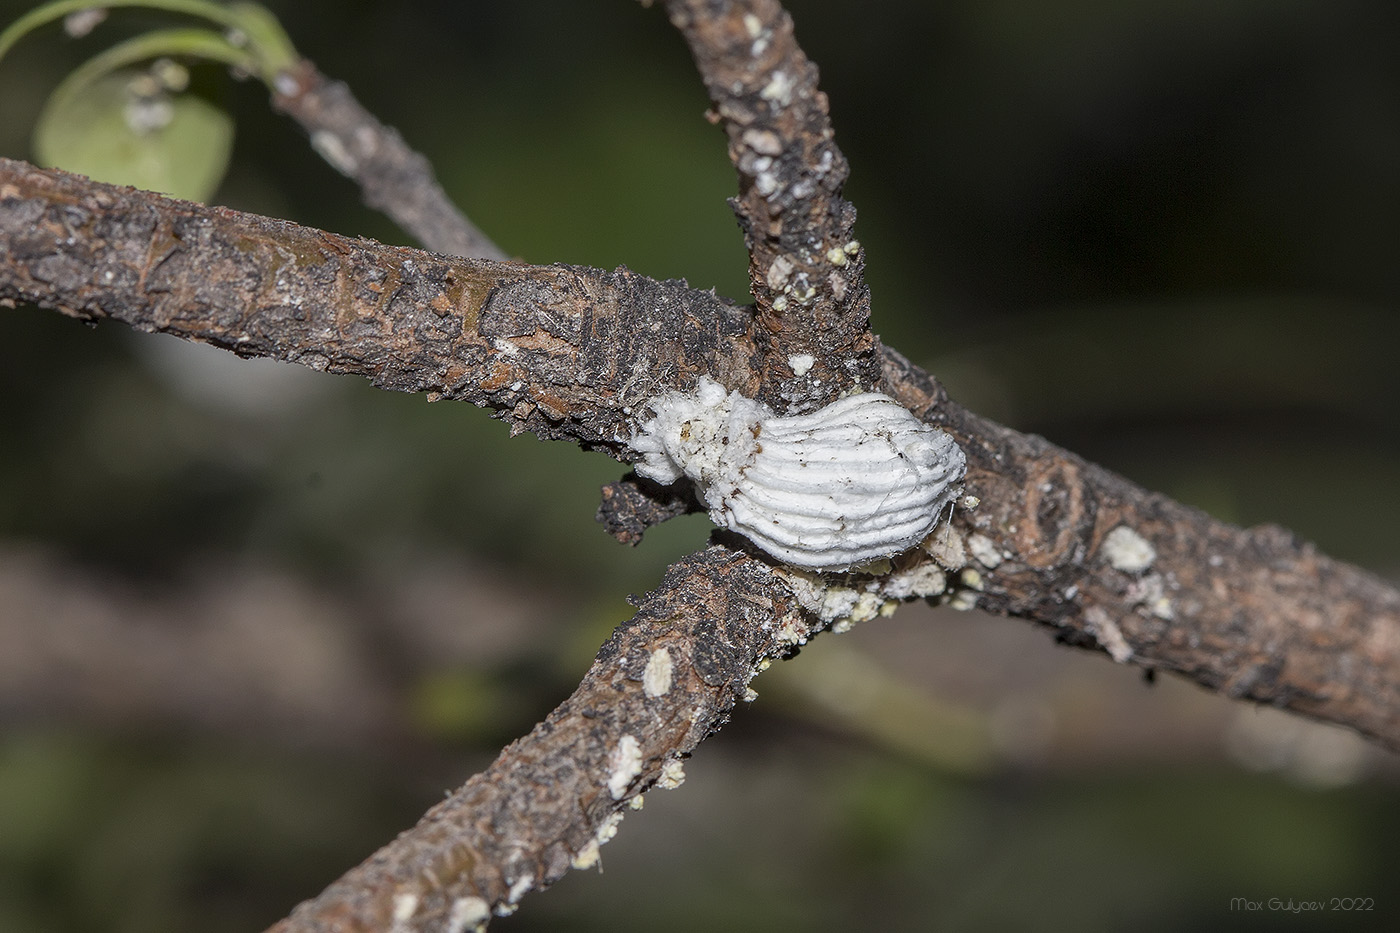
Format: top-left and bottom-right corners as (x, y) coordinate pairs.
(1, 1), (298, 83)
(34, 69), (234, 203)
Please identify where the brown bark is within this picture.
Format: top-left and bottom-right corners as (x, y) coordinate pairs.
(266, 546), (807, 932)
(3, 158), (1397, 754)
(665, 0), (877, 407)
(3, 1), (1399, 928)
(0, 157), (758, 454)
(596, 472), (700, 546)
(885, 350), (1400, 753)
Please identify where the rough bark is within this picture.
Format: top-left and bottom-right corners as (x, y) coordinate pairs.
(665, 0), (876, 407)
(596, 472), (700, 546)
(884, 350), (1400, 753)
(4, 158), (1397, 757)
(2, 0), (1399, 928)
(265, 546), (808, 932)
(0, 158), (758, 454)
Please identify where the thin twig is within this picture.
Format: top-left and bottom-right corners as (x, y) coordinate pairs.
(660, 0), (876, 406)
(596, 473), (699, 546)
(5, 3), (1393, 931)
(272, 60), (507, 261)
(883, 348), (1400, 753)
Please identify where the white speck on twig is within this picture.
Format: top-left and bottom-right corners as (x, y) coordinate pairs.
(1103, 525), (1156, 573)
(606, 735), (643, 799)
(643, 648), (673, 697)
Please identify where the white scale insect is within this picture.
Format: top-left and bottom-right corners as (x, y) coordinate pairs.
(631, 377), (966, 571)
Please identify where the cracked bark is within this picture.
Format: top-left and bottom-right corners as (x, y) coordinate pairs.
(3, 161), (1397, 738)
(0, 158), (757, 453)
(883, 350), (1400, 752)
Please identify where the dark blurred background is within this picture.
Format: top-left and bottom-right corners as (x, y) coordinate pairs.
(2, 1), (1399, 930)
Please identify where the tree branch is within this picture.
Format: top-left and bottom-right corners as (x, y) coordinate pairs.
(271, 60), (506, 261)
(266, 545), (810, 932)
(0, 158), (757, 454)
(661, 0), (875, 406)
(883, 350), (1400, 753)
(5, 2), (1393, 929)
(3, 158), (1398, 754)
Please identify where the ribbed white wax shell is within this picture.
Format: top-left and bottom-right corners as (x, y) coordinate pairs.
(718, 394), (963, 570)
(632, 379), (966, 571)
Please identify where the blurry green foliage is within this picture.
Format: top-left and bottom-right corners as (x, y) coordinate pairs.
(33, 67), (234, 202)
(2, 1), (303, 200)
(0, 731), (432, 933)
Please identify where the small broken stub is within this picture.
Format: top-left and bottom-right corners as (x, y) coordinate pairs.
(629, 377), (966, 571)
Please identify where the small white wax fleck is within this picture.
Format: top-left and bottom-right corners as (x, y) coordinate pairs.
(607, 735), (643, 799)
(643, 648), (673, 697)
(1103, 525), (1156, 573)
